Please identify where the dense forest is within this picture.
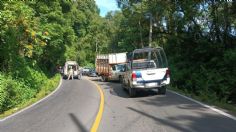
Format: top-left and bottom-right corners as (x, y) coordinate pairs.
(0, 0), (235, 113)
(109, 0), (236, 108)
(0, 0), (107, 113)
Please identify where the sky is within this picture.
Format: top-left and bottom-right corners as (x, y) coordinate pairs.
(95, 0), (120, 17)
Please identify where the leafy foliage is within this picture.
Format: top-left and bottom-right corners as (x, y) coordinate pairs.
(0, 0), (106, 113)
(112, 0), (236, 104)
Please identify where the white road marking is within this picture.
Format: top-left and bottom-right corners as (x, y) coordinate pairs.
(0, 77), (63, 122)
(168, 89), (236, 121)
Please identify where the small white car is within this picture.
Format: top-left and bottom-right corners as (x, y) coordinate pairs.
(63, 61), (81, 80)
(122, 47), (170, 97)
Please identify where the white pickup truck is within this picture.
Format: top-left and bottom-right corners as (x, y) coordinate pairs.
(122, 47), (170, 97)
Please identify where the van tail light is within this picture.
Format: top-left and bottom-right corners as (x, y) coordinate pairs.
(132, 73), (137, 81)
(166, 69), (170, 78)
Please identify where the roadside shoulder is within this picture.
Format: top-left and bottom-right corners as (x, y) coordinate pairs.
(168, 88), (236, 121)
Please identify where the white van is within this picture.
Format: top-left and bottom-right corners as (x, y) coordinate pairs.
(63, 61), (81, 79)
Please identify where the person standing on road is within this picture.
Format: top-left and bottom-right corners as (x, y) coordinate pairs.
(78, 66), (82, 80)
(68, 66), (74, 80)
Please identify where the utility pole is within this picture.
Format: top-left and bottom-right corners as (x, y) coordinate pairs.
(139, 20), (144, 48)
(95, 38), (98, 69)
(139, 2), (144, 48)
(95, 38), (98, 53)
(145, 12), (153, 47)
(148, 16), (153, 47)
(118, 0), (153, 47)
(148, 14), (153, 47)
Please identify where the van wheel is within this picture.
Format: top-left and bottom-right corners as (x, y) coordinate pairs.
(158, 86), (166, 95)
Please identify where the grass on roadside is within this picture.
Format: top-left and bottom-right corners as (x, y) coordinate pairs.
(169, 86), (236, 116)
(0, 74), (61, 119)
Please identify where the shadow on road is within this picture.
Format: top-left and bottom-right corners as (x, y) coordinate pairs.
(127, 107), (189, 131)
(136, 91), (207, 111)
(89, 77), (101, 82)
(69, 113), (88, 132)
(88, 77), (236, 132)
(127, 107), (236, 132)
(108, 82), (159, 98)
(89, 77), (160, 98)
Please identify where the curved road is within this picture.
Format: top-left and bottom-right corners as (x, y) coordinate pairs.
(90, 77), (236, 132)
(1, 77), (236, 132)
(0, 78), (100, 132)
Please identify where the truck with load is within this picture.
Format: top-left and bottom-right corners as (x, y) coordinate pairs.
(96, 53), (127, 82)
(122, 47), (170, 97)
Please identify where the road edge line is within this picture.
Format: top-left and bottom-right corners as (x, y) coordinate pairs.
(168, 89), (236, 121)
(87, 78), (104, 132)
(0, 77), (63, 122)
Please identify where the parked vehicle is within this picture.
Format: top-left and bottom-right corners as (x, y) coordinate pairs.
(122, 47), (170, 97)
(88, 70), (97, 77)
(111, 64), (126, 82)
(82, 67), (90, 76)
(63, 61), (81, 80)
(96, 53), (127, 82)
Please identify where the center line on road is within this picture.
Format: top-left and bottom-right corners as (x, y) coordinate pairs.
(87, 78), (105, 132)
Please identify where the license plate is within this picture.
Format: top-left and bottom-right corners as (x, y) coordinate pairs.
(145, 83), (157, 87)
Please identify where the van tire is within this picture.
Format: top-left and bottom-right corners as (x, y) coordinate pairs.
(158, 86), (166, 95)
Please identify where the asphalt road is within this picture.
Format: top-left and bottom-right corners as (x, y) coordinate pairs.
(0, 78), (100, 132)
(1, 76), (236, 132)
(87, 77), (236, 132)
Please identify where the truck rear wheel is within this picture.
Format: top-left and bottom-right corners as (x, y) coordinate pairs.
(158, 86), (166, 95)
(101, 75), (108, 82)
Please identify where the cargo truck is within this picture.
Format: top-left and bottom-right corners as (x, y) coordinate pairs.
(96, 53), (127, 82)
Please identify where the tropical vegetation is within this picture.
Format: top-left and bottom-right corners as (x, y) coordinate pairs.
(0, 0), (235, 114)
